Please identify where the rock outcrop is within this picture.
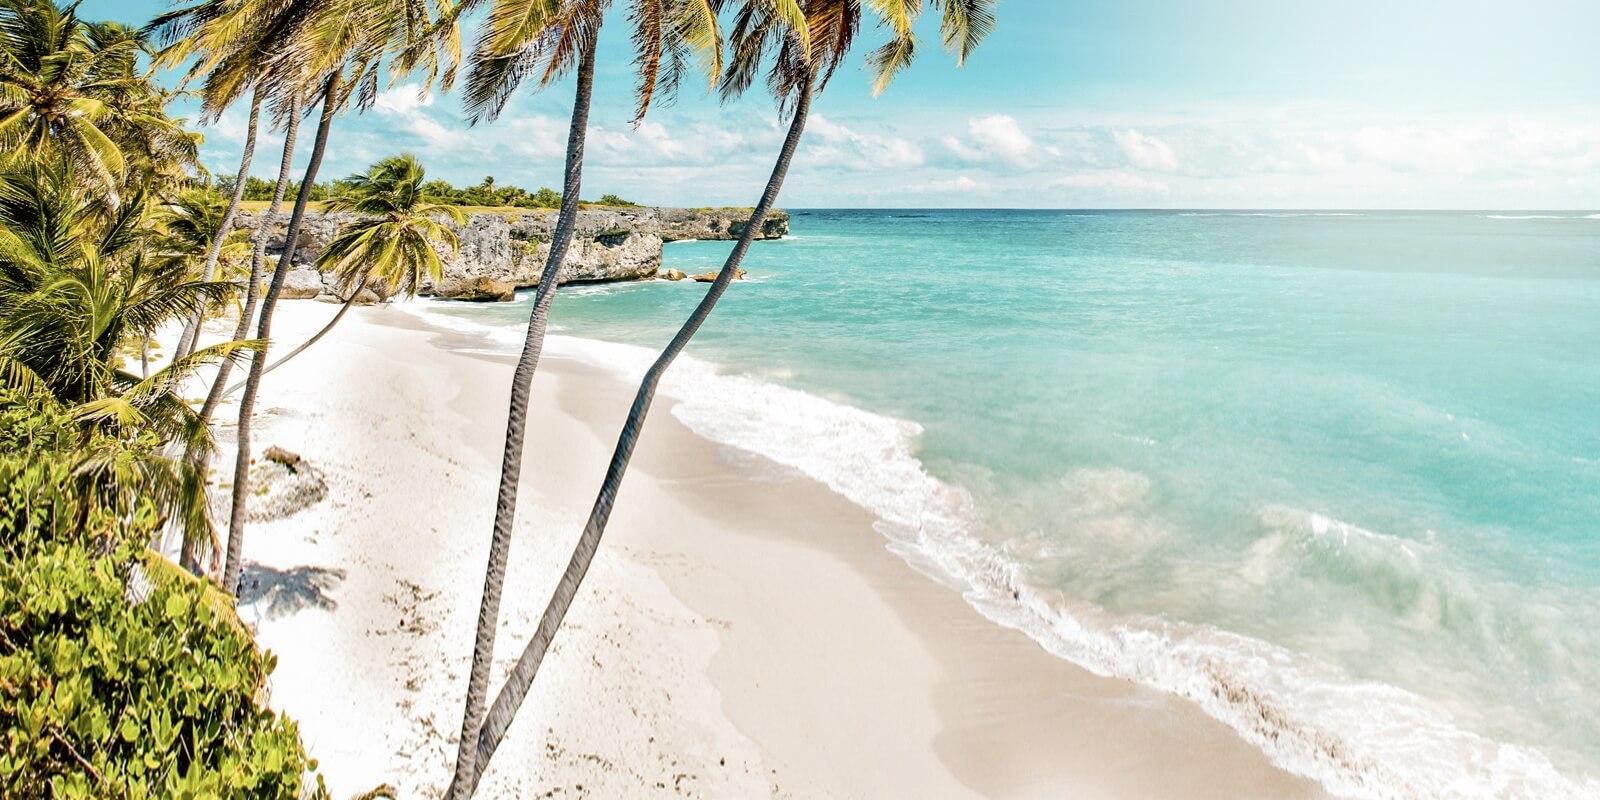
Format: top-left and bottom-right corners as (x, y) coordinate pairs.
(657, 207), (789, 241)
(690, 268), (747, 282)
(214, 445), (327, 522)
(233, 206), (788, 302)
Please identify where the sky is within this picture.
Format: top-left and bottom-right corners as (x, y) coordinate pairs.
(85, 0), (1600, 209)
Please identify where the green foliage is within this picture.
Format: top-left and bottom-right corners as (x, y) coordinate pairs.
(419, 174), (563, 209)
(0, 159), (254, 562)
(242, 172), (630, 211)
(0, 0), (199, 196)
(0, 396), (326, 799)
(318, 154), (465, 298)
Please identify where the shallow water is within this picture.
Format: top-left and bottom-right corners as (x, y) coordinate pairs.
(423, 210), (1600, 798)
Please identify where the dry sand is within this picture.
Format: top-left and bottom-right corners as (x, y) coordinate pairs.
(197, 300), (1327, 799)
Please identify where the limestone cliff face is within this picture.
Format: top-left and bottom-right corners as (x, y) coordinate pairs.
(233, 206), (788, 301)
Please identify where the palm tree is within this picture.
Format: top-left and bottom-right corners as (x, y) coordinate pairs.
(0, 1), (194, 196)
(192, 101), (300, 429)
(443, 1), (725, 794)
(253, 153), (466, 376)
(0, 159), (253, 564)
(171, 86), (263, 361)
(447, 0), (996, 792)
(181, 98), (301, 574)
(217, 0), (464, 595)
(221, 70), (338, 594)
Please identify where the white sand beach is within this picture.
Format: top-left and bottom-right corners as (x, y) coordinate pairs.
(200, 300), (1327, 799)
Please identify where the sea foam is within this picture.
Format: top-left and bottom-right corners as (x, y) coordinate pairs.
(403, 299), (1599, 800)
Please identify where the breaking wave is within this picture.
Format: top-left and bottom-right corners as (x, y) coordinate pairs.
(403, 299), (1599, 799)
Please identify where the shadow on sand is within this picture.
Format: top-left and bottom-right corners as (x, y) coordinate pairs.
(238, 563), (347, 619)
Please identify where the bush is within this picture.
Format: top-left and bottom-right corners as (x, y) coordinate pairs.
(0, 396), (326, 799)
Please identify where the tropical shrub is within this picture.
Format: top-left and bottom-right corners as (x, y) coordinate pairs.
(0, 392), (326, 799)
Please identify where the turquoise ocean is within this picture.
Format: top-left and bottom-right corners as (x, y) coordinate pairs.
(421, 210), (1600, 799)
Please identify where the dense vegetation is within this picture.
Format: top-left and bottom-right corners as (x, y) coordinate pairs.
(236, 174), (638, 209)
(0, 1), (322, 795)
(0, 392), (325, 798)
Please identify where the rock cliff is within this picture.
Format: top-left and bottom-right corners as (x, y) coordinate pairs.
(233, 206), (788, 302)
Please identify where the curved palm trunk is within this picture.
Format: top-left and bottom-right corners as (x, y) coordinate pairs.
(222, 75), (341, 596)
(446, 36), (598, 800)
(180, 99), (300, 575)
(175, 86), (264, 361)
(195, 101), (302, 428)
(462, 79), (813, 796)
(249, 288), (359, 381)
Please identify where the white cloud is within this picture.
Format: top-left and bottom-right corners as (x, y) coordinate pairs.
(943, 114), (1034, 168)
(934, 175), (982, 192)
(1114, 129), (1180, 172)
(804, 114), (924, 170)
(1050, 170), (1171, 195)
(373, 85), (435, 115)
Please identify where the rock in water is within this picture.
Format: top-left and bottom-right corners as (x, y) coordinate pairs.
(690, 268), (747, 282)
(661, 268), (687, 281)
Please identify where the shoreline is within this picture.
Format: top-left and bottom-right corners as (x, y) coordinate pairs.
(205, 299), (1323, 797)
(542, 354), (1325, 800)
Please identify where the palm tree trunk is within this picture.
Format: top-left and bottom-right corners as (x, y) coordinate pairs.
(195, 99), (302, 428)
(180, 97), (300, 576)
(446, 34), (598, 800)
(175, 86), (264, 361)
(222, 75), (341, 596)
(251, 287), (360, 380)
(461, 76), (814, 797)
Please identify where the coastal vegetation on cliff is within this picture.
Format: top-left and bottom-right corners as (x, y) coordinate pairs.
(235, 173), (641, 212)
(0, 0), (995, 796)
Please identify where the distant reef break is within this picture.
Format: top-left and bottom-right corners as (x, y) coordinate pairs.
(233, 206), (790, 302)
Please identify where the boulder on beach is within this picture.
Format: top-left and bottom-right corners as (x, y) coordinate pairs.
(281, 267), (324, 299)
(661, 268), (687, 281)
(434, 276), (517, 302)
(690, 268), (747, 282)
(213, 445), (327, 522)
(313, 285), (382, 305)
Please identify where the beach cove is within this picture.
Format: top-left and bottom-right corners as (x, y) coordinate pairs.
(207, 300), (1322, 798)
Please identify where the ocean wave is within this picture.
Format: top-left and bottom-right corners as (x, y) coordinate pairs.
(1179, 212), (1362, 218)
(398, 300), (1598, 799)
(1483, 214), (1567, 220)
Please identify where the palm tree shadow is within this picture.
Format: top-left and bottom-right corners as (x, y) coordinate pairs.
(238, 564), (347, 619)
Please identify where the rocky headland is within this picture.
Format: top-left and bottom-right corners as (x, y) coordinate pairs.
(233, 206), (789, 302)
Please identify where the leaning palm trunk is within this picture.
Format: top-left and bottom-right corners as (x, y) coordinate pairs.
(446, 37), (598, 800)
(222, 75), (341, 596)
(248, 286), (362, 381)
(180, 98), (300, 575)
(175, 85), (265, 361)
(459, 77), (812, 797)
(195, 100), (301, 426)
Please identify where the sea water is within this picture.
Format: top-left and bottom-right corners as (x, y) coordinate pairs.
(420, 210), (1600, 799)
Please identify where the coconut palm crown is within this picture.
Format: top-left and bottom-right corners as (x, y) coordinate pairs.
(0, 1), (196, 194)
(319, 154), (466, 299)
